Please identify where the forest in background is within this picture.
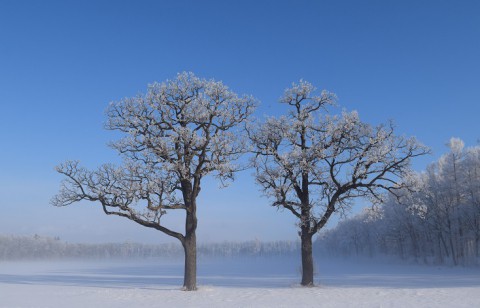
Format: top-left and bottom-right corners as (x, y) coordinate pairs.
(317, 138), (480, 266)
(0, 234), (299, 260)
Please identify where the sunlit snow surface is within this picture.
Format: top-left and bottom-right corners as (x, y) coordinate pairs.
(1, 256), (479, 307)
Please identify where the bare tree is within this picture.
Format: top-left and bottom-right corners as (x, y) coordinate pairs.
(52, 72), (256, 290)
(248, 80), (429, 286)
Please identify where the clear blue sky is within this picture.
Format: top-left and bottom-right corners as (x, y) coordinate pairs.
(0, 0), (479, 243)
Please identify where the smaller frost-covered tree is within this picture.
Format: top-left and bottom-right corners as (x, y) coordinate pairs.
(249, 80), (429, 286)
(52, 72), (256, 291)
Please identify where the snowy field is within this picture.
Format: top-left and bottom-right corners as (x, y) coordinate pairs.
(1, 256), (479, 308)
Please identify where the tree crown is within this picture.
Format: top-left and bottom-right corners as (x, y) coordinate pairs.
(52, 72), (257, 240)
(249, 80), (429, 233)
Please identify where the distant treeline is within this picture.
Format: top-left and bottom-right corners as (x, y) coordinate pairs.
(0, 234), (299, 260)
(317, 140), (480, 266)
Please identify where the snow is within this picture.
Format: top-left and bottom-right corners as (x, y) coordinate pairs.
(1, 256), (479, 307)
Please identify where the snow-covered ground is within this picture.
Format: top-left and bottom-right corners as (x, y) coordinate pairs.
(1, 256), (479, 307)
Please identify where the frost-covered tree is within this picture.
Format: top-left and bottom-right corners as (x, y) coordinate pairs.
(249, 80), (429, 286)
(419, 138), (480, 264)
(52, 72), (256, 290)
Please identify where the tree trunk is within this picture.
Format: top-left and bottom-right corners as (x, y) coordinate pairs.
(182, 203), (197, 291)
(182, 234), (197, 291)
(300, 232), (314, 286)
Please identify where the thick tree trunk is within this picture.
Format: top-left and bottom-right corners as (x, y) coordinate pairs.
(180, 178), (198, 291)
(182, 199), (197, 291)
(182, 233), (197, 291)
(300, 232), (314, 286)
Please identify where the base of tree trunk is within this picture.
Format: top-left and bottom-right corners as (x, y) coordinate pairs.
(300, 282), (315, 287)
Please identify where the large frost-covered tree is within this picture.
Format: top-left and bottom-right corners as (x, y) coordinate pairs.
(249, 80), (429, 286)
(52, 72), (256, 290)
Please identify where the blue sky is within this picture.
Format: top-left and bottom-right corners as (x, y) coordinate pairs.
(0, 0), (479, 243)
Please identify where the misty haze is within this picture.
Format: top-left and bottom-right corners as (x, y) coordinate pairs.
(1, 1), (479, 307)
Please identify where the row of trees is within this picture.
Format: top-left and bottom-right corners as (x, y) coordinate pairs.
(318, 138), (480, 266)
(0, 234), (298, 260)
(53, 72), (428, 289)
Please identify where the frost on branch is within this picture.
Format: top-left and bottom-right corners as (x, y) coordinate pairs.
(52, 160), (182, 229)
(105, 72), (256, 183)
(249, 80), (430, 236)
(53, 72), (257, 243)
